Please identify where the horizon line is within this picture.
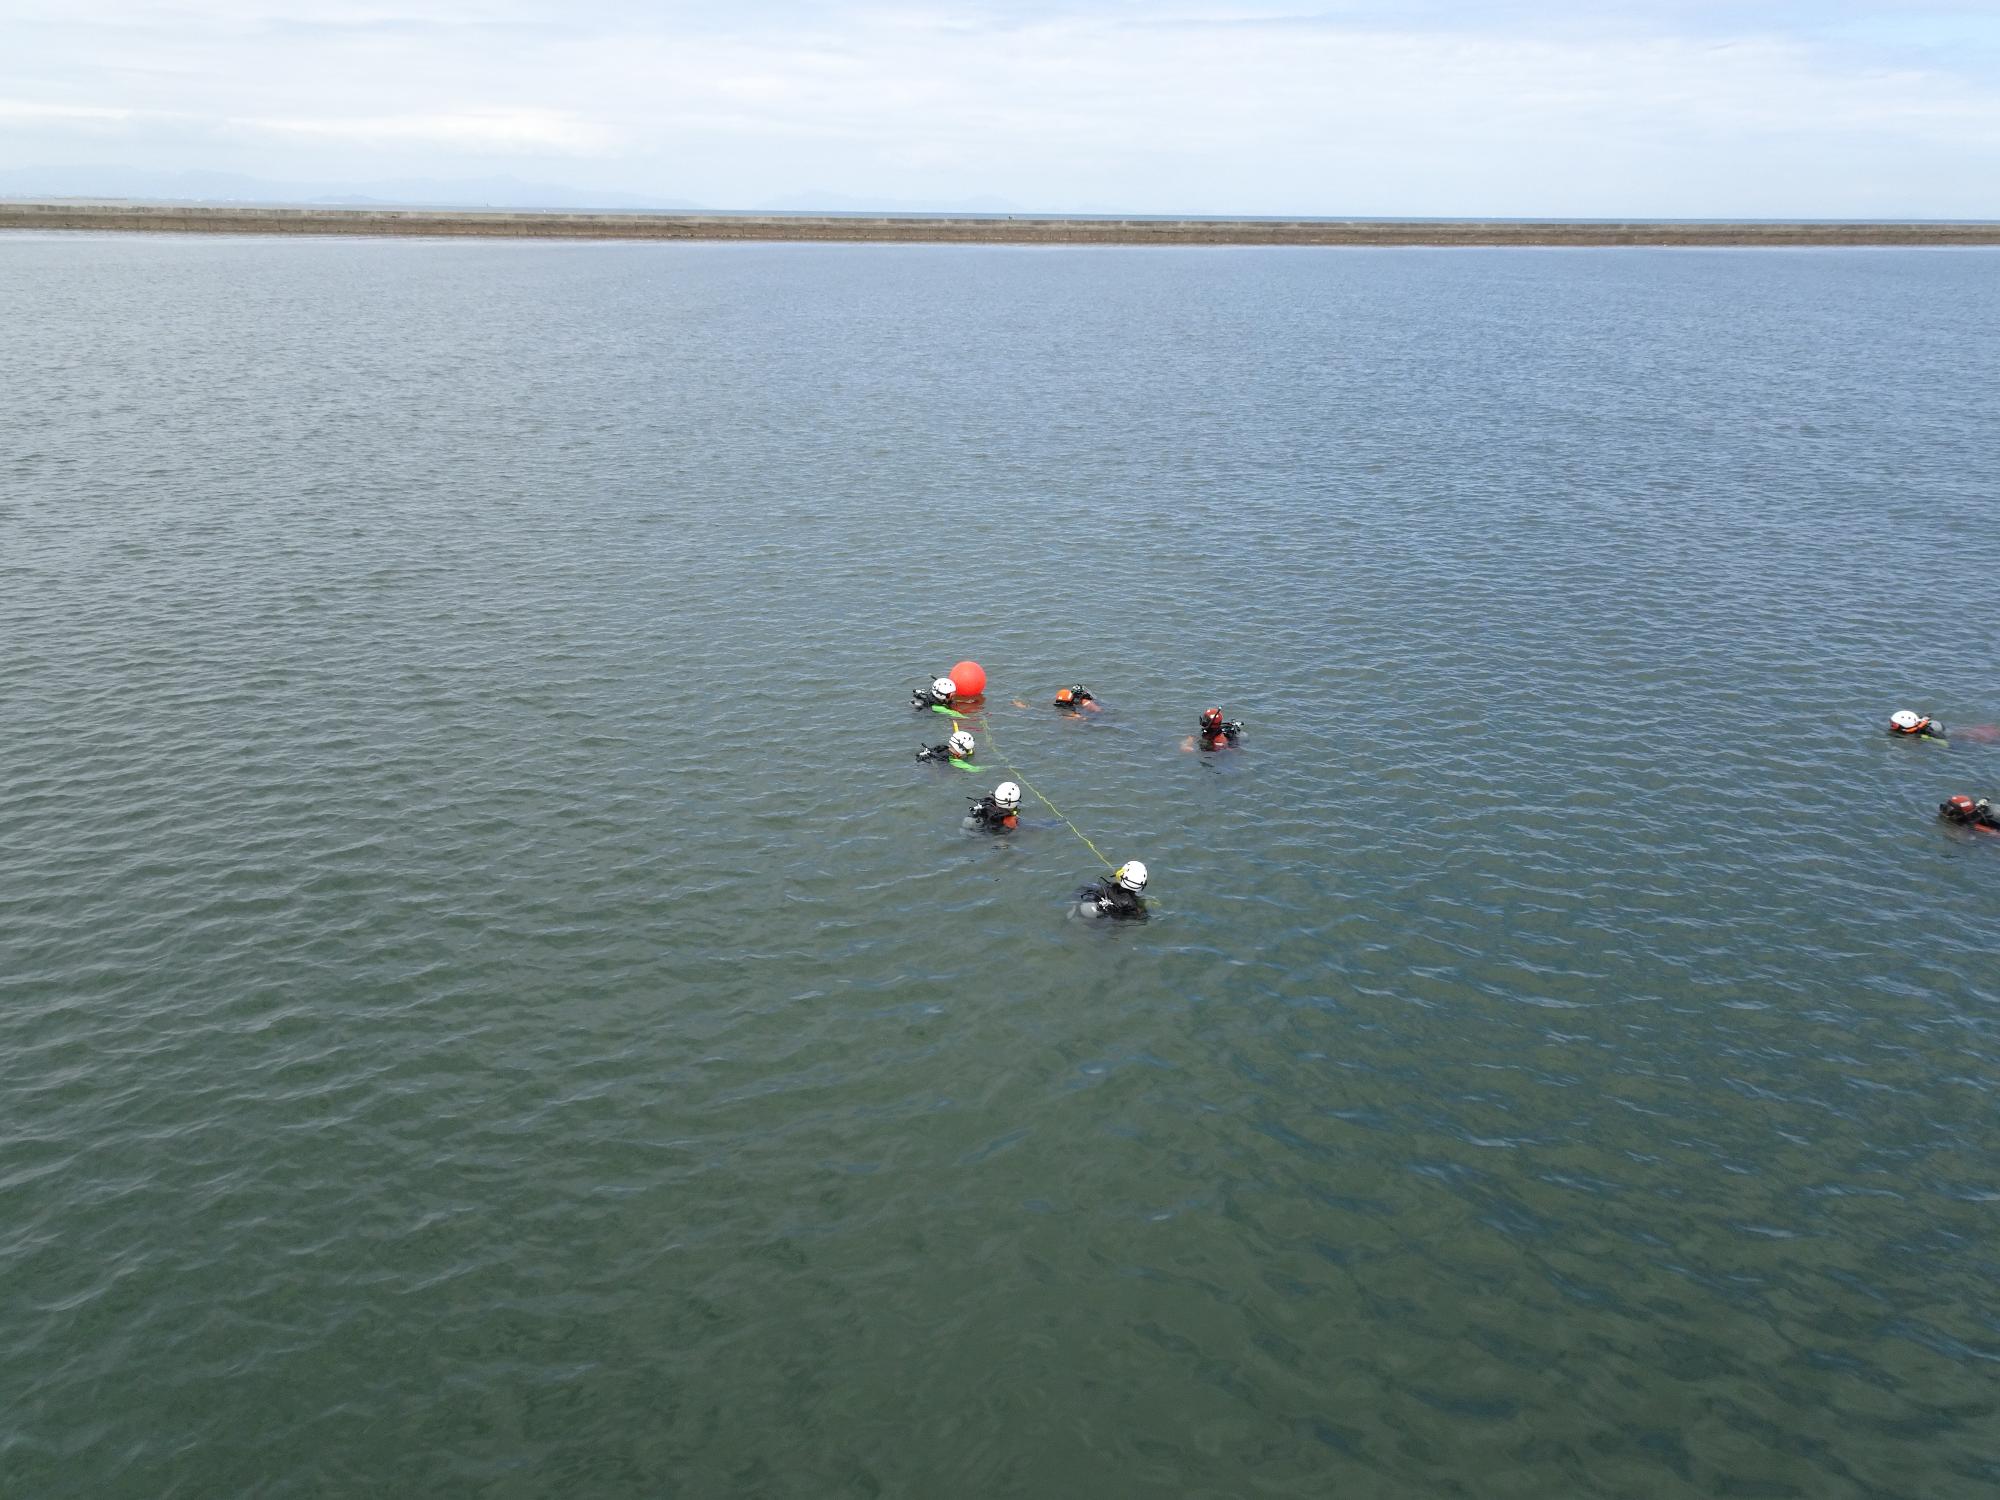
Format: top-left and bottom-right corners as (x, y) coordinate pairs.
(6, 201), (2000, 241)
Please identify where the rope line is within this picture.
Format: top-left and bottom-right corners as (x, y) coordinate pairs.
(978, 707), (1117, 873)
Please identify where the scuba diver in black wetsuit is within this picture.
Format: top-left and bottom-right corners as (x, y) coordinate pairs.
(917, 728), (975, 765)
(966, 781), (1021, 833)
(1197, 706), (1244, 750)
(1939, 794), (2000, 832)
(1053, 685), (1099, 713)
(1889, 710), (1948, 742)
(912, 676), (958, 711)
(1078, 860), (1149, 919)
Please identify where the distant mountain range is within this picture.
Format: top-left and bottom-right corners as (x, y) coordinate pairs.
(0, 166), (1027, 216)
(755, 190), (1026, 215)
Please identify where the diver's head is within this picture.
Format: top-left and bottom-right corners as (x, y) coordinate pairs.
(1891, 710), (1923, 732)
(1201, 707), (1224, 732)
(993, 781), (1021, 811)
(1114, 859), (1148, 893)
(932, 676), (958, 701)
(947, 729), (975, 758)
(1945, 794), (1977, 817)
(1054, 688), (1074, 704)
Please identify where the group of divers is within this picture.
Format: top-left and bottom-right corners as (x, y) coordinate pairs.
(905, 692), (1989, 922)
(911, 672), (1246, 920)
(1889, 710), (2000, 833)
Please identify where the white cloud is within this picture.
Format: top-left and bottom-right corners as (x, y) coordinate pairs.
(2, 3), (1998, 212)
(240, 109), (617, 153)
(0, 98), (144, 122)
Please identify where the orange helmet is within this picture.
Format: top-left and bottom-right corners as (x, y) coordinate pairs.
(1055, 688), (1074, 704)
(1947, 794), (1977, 813)
(1201, 707), (1223, 731)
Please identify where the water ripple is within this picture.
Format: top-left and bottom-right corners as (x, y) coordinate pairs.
(2, 237), (1997, 1498)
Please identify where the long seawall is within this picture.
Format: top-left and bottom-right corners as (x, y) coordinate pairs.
(4, 202), (1999, 246)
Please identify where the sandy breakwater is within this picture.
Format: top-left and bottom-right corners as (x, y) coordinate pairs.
(4, 201), (2000, 246)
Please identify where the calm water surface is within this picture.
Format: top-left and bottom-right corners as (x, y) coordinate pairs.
(2, 236), (1997, 1498)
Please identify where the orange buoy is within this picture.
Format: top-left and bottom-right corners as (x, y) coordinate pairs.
(949, 660), (986, 698)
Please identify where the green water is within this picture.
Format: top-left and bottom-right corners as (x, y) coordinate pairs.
(2, 235), (1997, 1497)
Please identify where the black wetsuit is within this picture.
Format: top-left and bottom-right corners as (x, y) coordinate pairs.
(917, 742), (964, 762)
(1055, 688), (1095, 709)
(967, 796), (1018, 831)
(1199, 720), (1244, 750)
(1940, 800), (2000, 831)
(913, 687), (951, 710)
(1892, 721), (1948, 742)
(1080, 878), (1147, 919)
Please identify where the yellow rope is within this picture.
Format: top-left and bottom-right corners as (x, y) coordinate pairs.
(977, 707), (1117, 872)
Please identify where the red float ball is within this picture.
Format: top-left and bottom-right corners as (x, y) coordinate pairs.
(949, 660), (986, 698)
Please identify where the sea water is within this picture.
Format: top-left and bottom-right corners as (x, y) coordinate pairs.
(2, 235), (1997, 1497)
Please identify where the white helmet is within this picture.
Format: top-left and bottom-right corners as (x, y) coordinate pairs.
(947, 729), (975, 757)
(932, 677), (957, 700)
(994, 781), (1021, 810)
(1890, 710), (1921, 730)
(1115, 860), (1148, 893)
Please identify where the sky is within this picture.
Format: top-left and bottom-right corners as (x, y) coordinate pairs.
(5, 1), (2000, 214)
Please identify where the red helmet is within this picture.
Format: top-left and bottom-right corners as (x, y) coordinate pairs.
(1948, 794), (1976, 812)
(1201, 707), (1223, 730)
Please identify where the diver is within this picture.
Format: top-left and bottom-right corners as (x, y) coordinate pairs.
(1078, 860), (1149, 920)
(1939, 794), (2000, 832)
(1053, 685), (1099, 712)
(912, 676), (958, 711)
(966, 781), (1022, 832)
(917, 728), (976, 765)
(1889, 710), (1947, 742)
(1197, 706), (1244, 750)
